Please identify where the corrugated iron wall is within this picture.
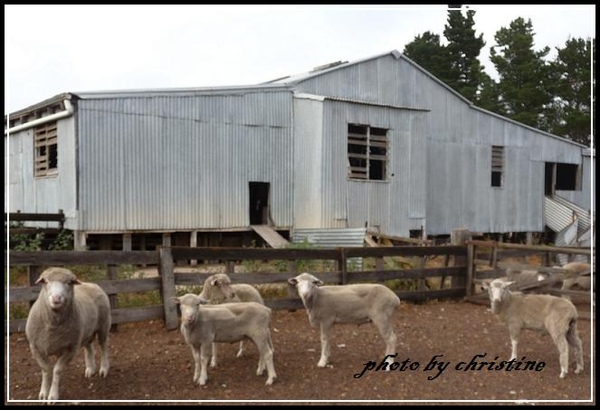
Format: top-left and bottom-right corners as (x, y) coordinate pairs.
(292, 53), (588, 236)
(77, 91), (294, 232)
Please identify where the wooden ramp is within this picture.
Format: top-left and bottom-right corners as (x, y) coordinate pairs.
(250, 225), (290, 249)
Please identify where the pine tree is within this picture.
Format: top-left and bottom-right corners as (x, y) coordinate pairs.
(489, 17), (553, 129)
(546, 38), (594, 146)
(443, 9), (487, 102)
(402, 31), (451, 83)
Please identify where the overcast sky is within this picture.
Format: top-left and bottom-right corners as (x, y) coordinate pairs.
(4, 4), (596, 114)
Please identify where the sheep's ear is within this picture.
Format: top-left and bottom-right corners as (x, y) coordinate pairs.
(210, 278), (219, 286)
(171, 297), (181, 305)
(71, 279), (83, 285)
(288, 278), (298, 286)
(481, 281), (490, 291)
(198, 296), (209, 305)
(35, 277), (46, 285)
(503, 281), (515, 288)
(313, 279), (324, 286)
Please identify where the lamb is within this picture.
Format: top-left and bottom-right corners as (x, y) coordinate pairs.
(287, 272), (400, 369)
(25, 267), (112, 402)
(199, 273), (265, 367)
(172, 294), (276, 386)
(482, 278), (584, 378)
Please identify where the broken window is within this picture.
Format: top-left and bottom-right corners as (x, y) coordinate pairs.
(347, 124), (388, 181)
(491, 145), (504, 187)
(35, 122), (58, 177)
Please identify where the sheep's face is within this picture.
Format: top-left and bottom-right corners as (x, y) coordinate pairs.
(288, 273), (323, 307)
(37, 268), (80, 311)
(484, 279), (513, 314)
(211, 274), (236, 300)
(174, 294), (204, 327)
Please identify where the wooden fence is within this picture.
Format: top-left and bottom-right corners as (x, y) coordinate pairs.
(6, 245), (467, 333)
(6, 241), (593, 333)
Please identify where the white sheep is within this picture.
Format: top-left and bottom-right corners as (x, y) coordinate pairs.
(482, 278), (584, 378)
(288, 272), (400, 369)
(172, 294), (277, 386)
(25, 267), (112, 402)
(505, 268), (549, 290)
(199, 273), (265, 367)
(559, 262), (592, 291)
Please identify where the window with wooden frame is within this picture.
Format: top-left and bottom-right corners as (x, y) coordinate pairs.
(491, 145), (504, 187)
(34, 122), (58, 177)
(347, 124), (388, 181)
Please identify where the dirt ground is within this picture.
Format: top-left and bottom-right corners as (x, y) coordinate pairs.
(5, 299), (595, 406)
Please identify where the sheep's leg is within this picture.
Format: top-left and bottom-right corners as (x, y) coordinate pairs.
(83, 343), (97, 377)
(210, 343), (218, 368)
(373, 316), (398, 370)
(567, 322), (584, 374)
(236, 341), (245, 358)
(199, 344), (210, 386)
(48, 350), (77, 403)
(547, 320), (573, 378)
(263, 344), (276, 385)
(507, 325), (521, 361)
(29, 345), (53, 400)
(553, 334), (570, 378)
(318, 322), (333, 368)
(97, 324), (111, 377)
(191, 347), (202, 384)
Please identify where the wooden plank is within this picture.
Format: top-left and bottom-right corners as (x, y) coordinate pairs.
(6, 212), (65, 222)
(111, 306), (164, 325)
(396, 288), (465, 301)
(250, 225), (290, 249)
(467, 240), (592, 255)
(364, 235), (379, 247)
(6, 250), (159, 266)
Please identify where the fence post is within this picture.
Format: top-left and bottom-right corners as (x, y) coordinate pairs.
(27, 265), (40, 308)
(450, 228), (471, 289)
(107, 265), (119, 332)
(466, 242), (475, 297)
(159, 247), (178, 330)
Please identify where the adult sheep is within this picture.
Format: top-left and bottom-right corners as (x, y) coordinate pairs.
(199, 273), (265, 367)
(559, 262), (592, 291)
(173, 294), (276, 386)
(25, 267), (112, 402)
(288, 272), (400, 369)
(482, 278), (584, 378)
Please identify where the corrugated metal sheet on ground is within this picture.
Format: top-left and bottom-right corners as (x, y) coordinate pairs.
(291, 228), (367, 247)
(550, 195), (593, 237)
(291, 228), (366, 270)
(544, 196), (578, 232)
(554, 218), (590, 266)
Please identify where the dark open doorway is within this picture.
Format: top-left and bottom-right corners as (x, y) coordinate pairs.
(249, 182), (270, 225)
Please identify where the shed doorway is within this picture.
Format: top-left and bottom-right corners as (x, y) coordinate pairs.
(249, 182), (270, 225)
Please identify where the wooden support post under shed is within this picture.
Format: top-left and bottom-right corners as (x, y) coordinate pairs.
(189, 231), (198, 266)
(122, 234), (132, 252)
